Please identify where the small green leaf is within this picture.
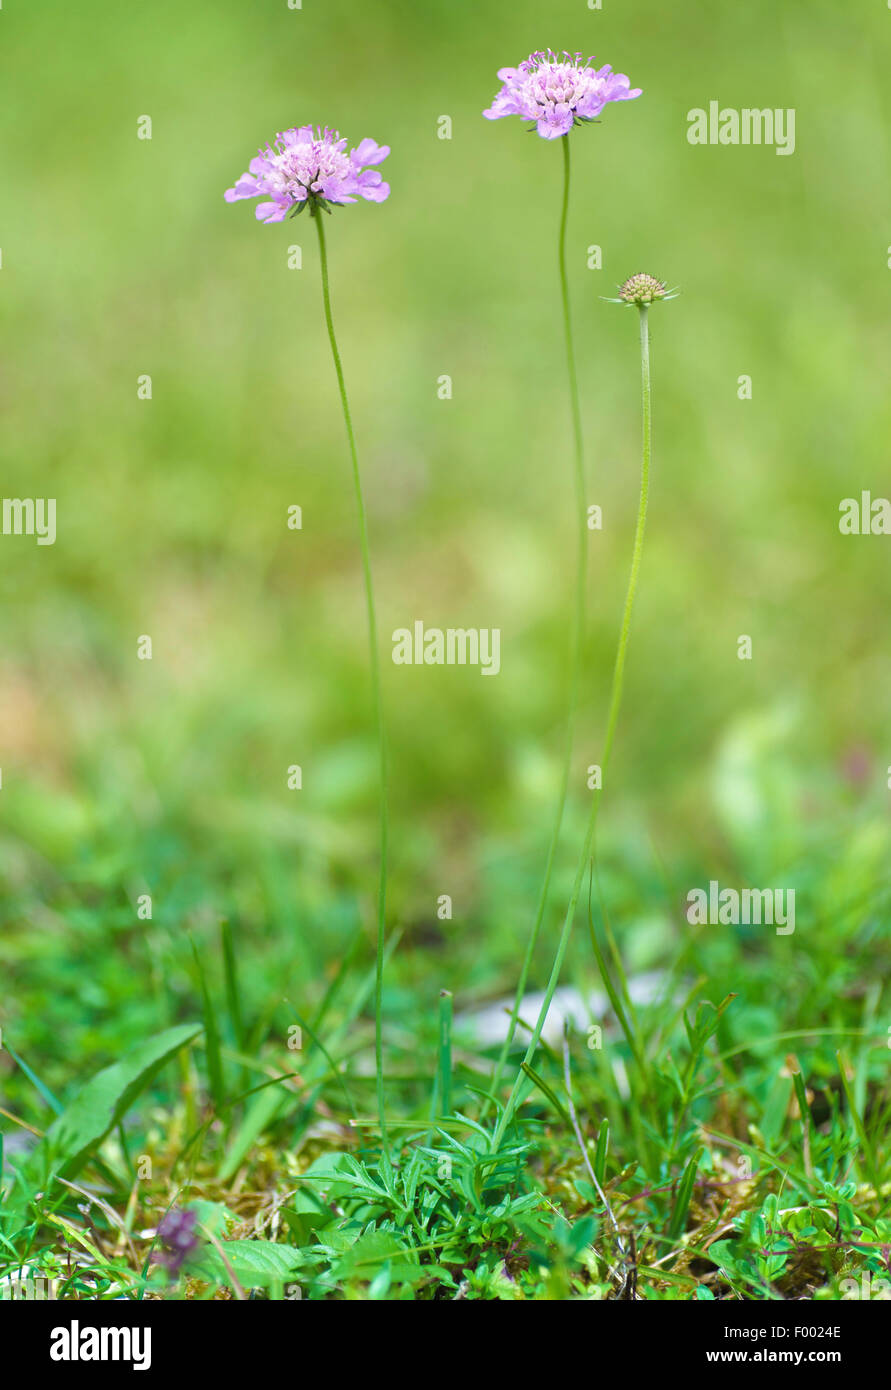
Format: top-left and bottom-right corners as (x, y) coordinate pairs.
(281, 1207), (335, 1245)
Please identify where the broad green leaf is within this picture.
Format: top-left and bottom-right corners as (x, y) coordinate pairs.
(41, 1023), (201, 1178)
(197, 1238), (304, 1288)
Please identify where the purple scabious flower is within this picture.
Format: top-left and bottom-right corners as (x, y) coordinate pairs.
(484, 50), (641, 140)
(157, 1207), (201, 1276)
(225, 125), (390, 222)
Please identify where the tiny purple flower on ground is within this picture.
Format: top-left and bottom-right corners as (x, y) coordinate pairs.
(484, 50), (641, 140)
(225, 126), (390, 221)
(157, 1207), (201, 1276)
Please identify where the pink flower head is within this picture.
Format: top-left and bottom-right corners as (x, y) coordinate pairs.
(484, 50), (641, 141)
(225, 125), (390, 221)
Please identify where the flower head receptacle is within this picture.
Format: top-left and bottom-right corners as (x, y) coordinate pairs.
(609, 274), (679, 306)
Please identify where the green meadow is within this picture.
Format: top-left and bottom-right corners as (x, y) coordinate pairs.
(1, 0), (889, 1301)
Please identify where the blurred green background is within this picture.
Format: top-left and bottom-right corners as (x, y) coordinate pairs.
(1, 0), (889, 1098)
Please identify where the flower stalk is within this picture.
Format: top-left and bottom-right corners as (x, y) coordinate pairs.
(225, 124), (392, 1161)
(494, 290), (662, 1147)
(482, 52), (643, 1128)
(313, 207), (390, 1158)
(484, 133), (587, 1113)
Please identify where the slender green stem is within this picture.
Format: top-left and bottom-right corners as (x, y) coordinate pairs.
(314, 209), (389, 1158)
(494, 303), (652, 1148)
(484, 134), (587, 1118)
(438, 990), (453, 1118)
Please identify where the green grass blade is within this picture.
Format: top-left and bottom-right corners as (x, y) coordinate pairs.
(668, 1146), (704, 1242)
(4, 1042), (63, 1116)
(220, 919), (246, 1052)
(438, 990), (453, 1118)
(191, 940), (225, 1110)
(519, 1063), (572, 1130)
